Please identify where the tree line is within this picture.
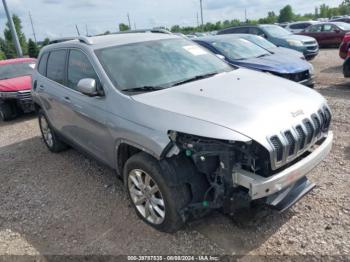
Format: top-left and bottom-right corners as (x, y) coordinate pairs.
(0, 14), (50, 60)
(171, 1), (350, 34)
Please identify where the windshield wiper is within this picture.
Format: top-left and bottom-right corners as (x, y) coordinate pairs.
(257, 53), (269, 58)
(171, 72), (219, 87)
(122, 86), (165, 93)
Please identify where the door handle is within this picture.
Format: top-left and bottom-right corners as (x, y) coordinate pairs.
(38, 84), (44, 90)
(64, 96), (70, 101)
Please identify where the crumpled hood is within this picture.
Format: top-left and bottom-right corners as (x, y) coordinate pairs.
(233, 53), (311, 74)
(0, 75), (32, 92)
(132, 68), (326, 149)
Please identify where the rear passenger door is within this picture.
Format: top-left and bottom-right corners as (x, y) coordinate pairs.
(322, 24), (343, 45)
(63, 49), (111, 163)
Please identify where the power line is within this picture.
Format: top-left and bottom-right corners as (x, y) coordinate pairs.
(200, 0), (204, 28)
(29, 11), (37, 43)
(75, 24), (80, 36)
(127, 13), (131, 29)
(85, 24), (89, 36)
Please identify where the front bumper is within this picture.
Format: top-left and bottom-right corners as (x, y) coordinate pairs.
(232, 131), (333, 200)
(0, 90), (34, 112)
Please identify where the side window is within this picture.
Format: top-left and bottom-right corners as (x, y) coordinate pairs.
(323, 24), (336, 32)
(249, 27), (264, 36)
(236, 27), (249, 33)
(46, 50), (67, 85)
(67, 50), (100, 90)
(37, 52), (49, 76)
(308, 25), (322, 33)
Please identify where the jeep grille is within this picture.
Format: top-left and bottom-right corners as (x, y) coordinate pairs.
(268, 106), (331, 170)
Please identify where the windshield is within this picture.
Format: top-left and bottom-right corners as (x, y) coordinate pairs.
(334, 22), (350, 30)
(262, 25), (292, 37)
(0, 62), (35, 80)
(211, 38), (270, 60)
(95, 38), (232, 91)
(243, 35), (276, 49)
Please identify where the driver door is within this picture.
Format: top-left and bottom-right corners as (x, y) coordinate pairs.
(62, 49), (111, 163)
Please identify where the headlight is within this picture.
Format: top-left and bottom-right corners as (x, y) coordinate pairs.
(309, 65), (315, 75)
(287, 39), (303, 47)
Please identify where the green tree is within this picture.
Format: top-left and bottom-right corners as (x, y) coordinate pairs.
(28, 38), (39, 58)
(119, 23), (130, 31)
(0, 50), (5, 60)
(41, 38), (50, 47)
(3, 14), (27, 58)
(278, 5), (294, 23)
(170, 25), (181, 32)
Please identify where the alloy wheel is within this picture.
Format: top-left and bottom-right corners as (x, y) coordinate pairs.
(40, 116), (54, 148)
(128, 169), (165, 225)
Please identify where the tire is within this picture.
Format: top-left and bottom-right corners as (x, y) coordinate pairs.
(38, 109), (68, 152)
(124, 152), (191, 233)
(0, 101), (17, 121)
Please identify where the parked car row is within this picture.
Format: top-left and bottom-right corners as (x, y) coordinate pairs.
(217, 24), (319, 60)
(193, 34), (315, 87)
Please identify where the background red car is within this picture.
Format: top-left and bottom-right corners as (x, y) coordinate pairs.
(0, 58), (36, 121)
(299, 22), (350, 47)
(339, 33), (350, 59)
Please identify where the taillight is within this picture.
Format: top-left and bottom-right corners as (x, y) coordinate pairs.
(343, 33), (350, 43)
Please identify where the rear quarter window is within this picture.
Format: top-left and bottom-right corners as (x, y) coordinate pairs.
(46, 50), (67, 85)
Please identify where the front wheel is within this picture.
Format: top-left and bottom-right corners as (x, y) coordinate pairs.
(124, 153), (191, 233)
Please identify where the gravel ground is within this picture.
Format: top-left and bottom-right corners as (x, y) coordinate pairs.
(0, 49), (349, 257)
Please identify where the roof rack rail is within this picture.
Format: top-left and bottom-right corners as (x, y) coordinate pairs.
(114, 29), (172, 35)
(48, 36), (93, 45)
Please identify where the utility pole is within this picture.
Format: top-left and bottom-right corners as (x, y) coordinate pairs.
(127, 13), (131, 29)
(196, 12), (199, 27)
(2, 0), (22, 57)
(75, 24), (80, 36)
(85, 24), (89, 36)
(134, 22), (137, 30)
(29, 12), (37, 44)
(199, 0), (204, 29)
(245, 8), (247, 23)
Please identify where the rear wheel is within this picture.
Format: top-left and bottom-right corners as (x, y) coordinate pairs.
(124, 153), (191, 232)
(38, 109), (67, 152)
(0, 101), (18, 121)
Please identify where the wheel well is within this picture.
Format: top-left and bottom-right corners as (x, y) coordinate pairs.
(34, 103), (41, 113)
(116, 143), (142, 176)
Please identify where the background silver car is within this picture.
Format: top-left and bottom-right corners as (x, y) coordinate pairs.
(32, 33), (332, 232)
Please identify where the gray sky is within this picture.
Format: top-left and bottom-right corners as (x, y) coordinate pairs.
(0, 0), (343, 41)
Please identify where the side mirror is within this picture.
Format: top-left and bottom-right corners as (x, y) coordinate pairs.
(216, 54), (225, 60)
(77, 78), (98, 96)
(335, 29), (341, 33)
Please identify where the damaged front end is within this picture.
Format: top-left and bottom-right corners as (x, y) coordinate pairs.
(166, 130), (270, 217)
(165, 129), (333, 218)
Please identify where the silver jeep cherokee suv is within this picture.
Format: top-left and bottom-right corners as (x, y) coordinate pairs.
(32, 33), (333, 232)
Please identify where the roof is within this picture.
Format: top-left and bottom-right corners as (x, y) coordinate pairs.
(47, 32), (179, 50)
(0, 58), (36, 65)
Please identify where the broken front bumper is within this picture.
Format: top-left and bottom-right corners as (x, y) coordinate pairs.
(232, 131), (333, 200)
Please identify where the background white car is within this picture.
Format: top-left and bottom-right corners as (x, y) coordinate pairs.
(285, 21), (318, 33)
